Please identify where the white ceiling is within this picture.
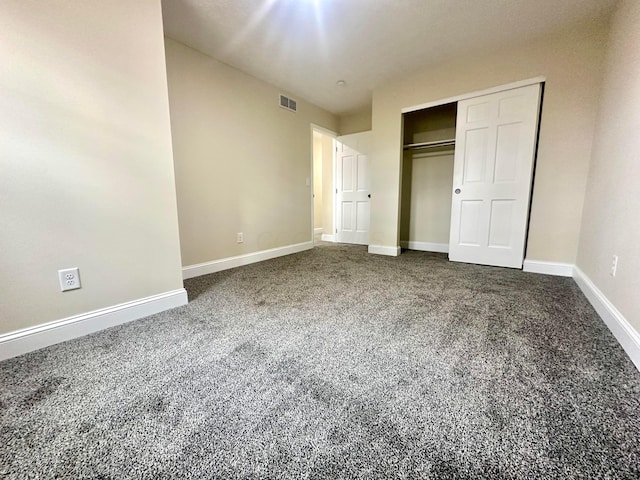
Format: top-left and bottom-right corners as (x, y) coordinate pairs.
(162, 0), (616, 115)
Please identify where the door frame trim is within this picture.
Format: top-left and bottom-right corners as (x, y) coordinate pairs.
(401, 76), (546, 114)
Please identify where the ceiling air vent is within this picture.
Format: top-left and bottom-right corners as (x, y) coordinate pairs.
(279, 94), (297, 112)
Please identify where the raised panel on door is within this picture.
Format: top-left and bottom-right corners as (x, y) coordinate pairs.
(341, 155), (354, 192)
(463, 128), (488, 184)
(493, 123), (521, 183)
(449, 83), (542, 268)
(341, 201), (353, 231)
(356, 154), (368, 191)
(356, 201), (370, 233)
(488, 199), (515, 248)
(498, 95), (526, 117)
(466, 101), (490, 123)
(458, 200), (483, 246)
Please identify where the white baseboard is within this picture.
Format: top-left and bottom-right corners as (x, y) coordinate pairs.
(182, 241), (314, 279)
(573, 267), (640, 371)
(320, 234), (335, 242)
(400, 241), (449, 253)
(0, 288), (188, 362)
(314, 228), (323, 235)
(368, 244), (401, 257)
(523, 259), (574, 277)
(521, 260), (639, 370)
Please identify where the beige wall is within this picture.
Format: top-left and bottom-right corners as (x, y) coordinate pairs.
(339, 107), (372, 135)
(0, 0), (184, 335)
(400, 151), (454, 245)
(370, 21), (608, 263)
(165, 39), (338, 266)
(577, 0), (640, 330)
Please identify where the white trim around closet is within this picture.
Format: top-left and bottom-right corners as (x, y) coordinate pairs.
(400, 241), (449, 253)
(401, 76), (546, 114)
(368, 245), (401, 256)
(523, 259), (574, 277)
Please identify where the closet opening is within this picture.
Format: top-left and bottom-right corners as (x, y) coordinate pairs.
(400, 102), (457, 254)
(398, 79), (544, 269)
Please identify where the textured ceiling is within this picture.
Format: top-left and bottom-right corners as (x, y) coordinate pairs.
(162, 0), (616, 115)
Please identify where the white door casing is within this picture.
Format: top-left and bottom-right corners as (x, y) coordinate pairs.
(336, 132), (371, 245)
(448, 83), (542, 268)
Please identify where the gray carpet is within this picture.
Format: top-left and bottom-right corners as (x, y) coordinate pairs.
(1, 244), (639, 479)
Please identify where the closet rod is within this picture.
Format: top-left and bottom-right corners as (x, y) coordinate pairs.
(403, 139), (456, 151)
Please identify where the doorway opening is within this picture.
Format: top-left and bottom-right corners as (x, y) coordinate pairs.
(400, 102), (457, 254)
(311, 126), (336, 244)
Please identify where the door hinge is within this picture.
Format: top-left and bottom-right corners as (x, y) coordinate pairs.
(336, 228), (338, 234)
(336, 188), (338, 194)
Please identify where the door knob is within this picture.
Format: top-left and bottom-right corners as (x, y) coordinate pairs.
(368, 194), (371, 198)
(455, 188), (461, 194)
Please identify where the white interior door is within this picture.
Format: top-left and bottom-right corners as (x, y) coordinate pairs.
(336, 132), (371, 245)
(449, 83), (542, 268)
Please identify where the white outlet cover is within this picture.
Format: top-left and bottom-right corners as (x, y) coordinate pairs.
(58, 267), (81, 292)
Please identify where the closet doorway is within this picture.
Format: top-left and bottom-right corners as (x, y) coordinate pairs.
(400, 80), (543, 269)
(400, 103), (457, 254)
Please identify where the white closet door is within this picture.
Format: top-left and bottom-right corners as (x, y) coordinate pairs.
(336, 132), (371, 245)
(448, 83), (542, 268)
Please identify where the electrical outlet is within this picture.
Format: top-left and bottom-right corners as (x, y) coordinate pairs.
(610, 255), (618, 277)
(237, 232), (244, 243)
(58, 267), (81, 292)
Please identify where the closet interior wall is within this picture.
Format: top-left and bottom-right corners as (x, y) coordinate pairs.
(400, 103), (457, 251)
